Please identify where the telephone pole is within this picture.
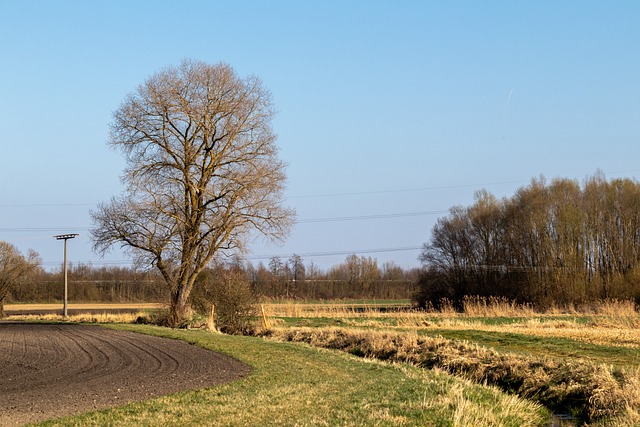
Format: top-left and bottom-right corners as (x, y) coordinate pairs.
(54, 234), (79, 317)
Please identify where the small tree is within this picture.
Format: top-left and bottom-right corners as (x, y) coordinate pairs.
(91, 60), (294, 326)
(0, 242), (40, 318)
(288, 254), (305, 282)
(192, 266), (257, 334)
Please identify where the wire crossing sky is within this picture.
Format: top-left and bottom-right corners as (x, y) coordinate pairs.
(1, 1), (639, 270)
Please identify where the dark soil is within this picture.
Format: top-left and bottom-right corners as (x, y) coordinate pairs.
(0, 323), (251, 426)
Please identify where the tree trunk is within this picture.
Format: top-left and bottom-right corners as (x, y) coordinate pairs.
(168, 298), (187, 327)
(168, 283), (193, 327)
(0, 296), (5, 319)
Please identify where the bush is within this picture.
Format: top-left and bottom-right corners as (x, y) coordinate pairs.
(192, 268), (258, 334)
(413, 267), (457, 310)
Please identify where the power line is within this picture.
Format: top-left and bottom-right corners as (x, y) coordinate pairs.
(40, 246), (424, 266)
(0, 227), (90, 232)
(289, 180), (527, 198)
(0, 205), (88, 208)
(297, 210), (447, 223)
(3, 171), (640, 208)
(0, 178), (529, 208)
(0, 210), (447, 233)
(42, 246), (422, 266)
(247, 246), (423, 261)
(40, 260), (134, 267)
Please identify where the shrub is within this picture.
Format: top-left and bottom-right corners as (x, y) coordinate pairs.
(192, 268), (258, 334)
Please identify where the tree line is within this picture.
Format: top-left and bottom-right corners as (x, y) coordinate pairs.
(417, 173), (640, 308)
(248, 254), (417, 300)
(5, 254), (418, 306)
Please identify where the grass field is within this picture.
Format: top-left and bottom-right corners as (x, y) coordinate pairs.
(12, 298), (640, 426)
(262, 298), (640, 426)
(31, 324), (548, 427)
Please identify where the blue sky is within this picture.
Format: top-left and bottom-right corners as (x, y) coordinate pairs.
(1, 1), (639, 271)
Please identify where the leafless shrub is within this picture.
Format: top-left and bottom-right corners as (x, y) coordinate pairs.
(192, 269), (259, 335)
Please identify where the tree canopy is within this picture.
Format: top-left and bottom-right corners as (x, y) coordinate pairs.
(419, 173), (640, 307)
(91, 60), (294, 326)
(0, 242), (40, 317)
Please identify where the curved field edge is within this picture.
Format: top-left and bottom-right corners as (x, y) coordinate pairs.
(264, 327), (640, 425)
(30, 324), (549, 427)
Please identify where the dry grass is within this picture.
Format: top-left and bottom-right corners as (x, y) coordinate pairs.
(262, 301), (397, 318)
(357, 316), (640, 350)
(266, 297), (637, 319)
(6, 311), (152, 324)
(404, 317), (640, 349)
(4, 303), (163, 312)
(265, 326), (640, 424)
(577, 299), (638, 316)
(414, 368), (546, 427)
(461, 296), (536, 317)
(267, 298), (640, 350)
(260, 298), (640, 424)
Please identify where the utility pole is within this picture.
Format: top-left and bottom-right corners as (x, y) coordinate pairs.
(54, 234), (78, 317)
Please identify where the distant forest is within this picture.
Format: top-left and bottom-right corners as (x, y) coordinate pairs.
(9, 254), (419, 304)
(417, 173), (640, 308)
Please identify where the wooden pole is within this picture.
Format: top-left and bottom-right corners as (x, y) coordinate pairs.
(208, 304), (216, 331)
(54, 234), (78, 318)
(63, 238), (68, 318)
(261, 304), (269, 330)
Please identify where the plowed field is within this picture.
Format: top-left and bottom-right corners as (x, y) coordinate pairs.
(0, 323), (250, 426)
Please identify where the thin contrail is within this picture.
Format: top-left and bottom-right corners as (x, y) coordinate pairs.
(504, 87), (514, 114)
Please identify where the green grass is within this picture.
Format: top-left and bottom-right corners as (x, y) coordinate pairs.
(275, 315), (638, 368)
(32, 324), (549, 427)
(419, 329), (640, 368)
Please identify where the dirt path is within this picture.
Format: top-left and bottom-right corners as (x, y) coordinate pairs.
(0, 323), (251, 426)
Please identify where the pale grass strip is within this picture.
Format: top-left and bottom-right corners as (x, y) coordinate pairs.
(426, 318), (640, 349)
(6, 312), (151, 324)
(339, 316), (640, 349)
(5, 303), (163, 311)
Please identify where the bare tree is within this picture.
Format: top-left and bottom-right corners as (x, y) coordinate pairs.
(288, 254), (305, 282)
(420, 173), (640, 307)
(91, 60), (294, 326)
(0, 242), (40, 318)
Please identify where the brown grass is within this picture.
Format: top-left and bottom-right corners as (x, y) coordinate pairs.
(264, 326), (640, 424)
(4, 303), (163, 312)
(262, 301), (394, 318)
(265, 297), (638, 319)
(425, 317), (640, 349)
(266, 298), (640, 350)
(461, 296), (536, 317)
(6, 311), (153, 324)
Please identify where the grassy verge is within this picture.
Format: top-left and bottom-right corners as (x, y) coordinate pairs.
(271, 316), (640, 368)
(265, 327), (640, 424)
(32, 324), (548, 427)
